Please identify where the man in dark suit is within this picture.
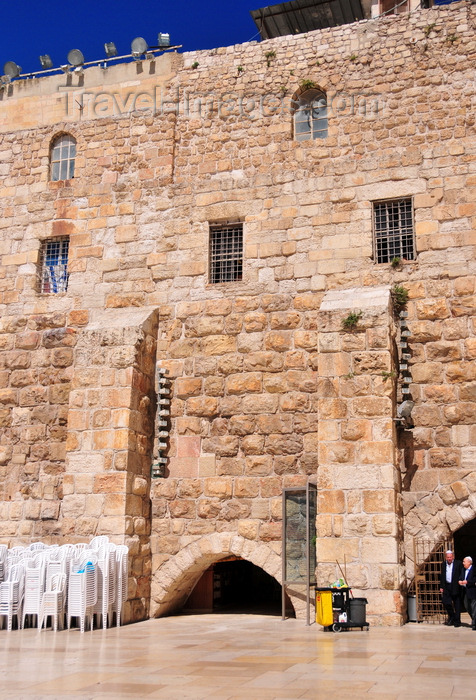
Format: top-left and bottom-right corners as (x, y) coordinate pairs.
(459, 556), (476, 630)
(439, 550), (464, 626)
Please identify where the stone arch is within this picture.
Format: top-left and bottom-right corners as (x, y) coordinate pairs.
(404, 477), (476, 581)
(150, 532), (301, 618)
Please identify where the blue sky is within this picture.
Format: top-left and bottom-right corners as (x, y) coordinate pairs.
(1, 1), (261, 76)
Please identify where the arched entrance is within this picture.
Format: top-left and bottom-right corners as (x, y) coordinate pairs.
(454, 519), (476, 563)
(150, 533), (301, 618)
(183, 556), (294, 616)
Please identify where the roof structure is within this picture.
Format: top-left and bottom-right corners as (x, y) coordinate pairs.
(250, 0), (366, 39)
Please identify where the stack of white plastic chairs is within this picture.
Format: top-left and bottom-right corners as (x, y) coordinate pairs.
(67, 552), (98, 633)
(92, 541), (116, 630)
(0, 563), (25, 630)
(0, 545), (7, 584)
(0, 537), (128, 632)
(21, 554), (46, 629)
(114, 545), (129, 628)
(39, 573), (67, 632)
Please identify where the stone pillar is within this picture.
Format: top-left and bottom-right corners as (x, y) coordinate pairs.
(316, 287), (403, 625)
(62, 308), (158, 623)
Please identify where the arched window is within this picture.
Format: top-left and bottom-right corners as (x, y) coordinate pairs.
(294, 89), (328, 141)
(50, 134), (76, 181)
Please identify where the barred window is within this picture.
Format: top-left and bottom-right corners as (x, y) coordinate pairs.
(50, 134), (76, 181)
(38, 237), (70, 294)
(373, 198), (415, 264)
(209, 223), (243, 284)
(294, 89), (328, 142)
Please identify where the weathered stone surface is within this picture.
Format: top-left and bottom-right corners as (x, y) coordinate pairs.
(0, 5), (474, 630)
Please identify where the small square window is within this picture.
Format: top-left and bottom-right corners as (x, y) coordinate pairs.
(38, 237), (70, 293)
(373, 198), (415, 264)
(209, 223), (243, 284)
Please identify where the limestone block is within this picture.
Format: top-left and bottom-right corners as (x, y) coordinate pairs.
(333, 465), (381, 490)
(243, 313), (267, 332)
(359, 441), (394, 465)
(203, 478), (232, 499)
(264, 331), (292, 352)
(226, 373), (262, 395)
(361, 537), (398, 564)
(242, 394), (278, 414)
(429, 448), (461, 469)
(237, 520), (258, 539)
(341, 419), (372, 441)
(352, 352), (391, 374)
(250, 499), (270, 519)
(243, 352), (284, 373)
(316, 538), (359, 562)
(234, 478), (260, 498)
(363, 490), (396, 514)
(270, 312), (301, 330)
(201, 335), (236, 355)
(343, 515), (370, 536)
(318, 332), (340, 353)
(319, 441), (355, 465)
(185, 397), (218, 417)
(62, 494), (86, 519)
(352, 396), (392, 418)
(318, 490), (345, 514)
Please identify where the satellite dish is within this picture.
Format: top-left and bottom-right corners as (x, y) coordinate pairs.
(3, 61), (21, 78)
(131, 37), (148, 55)
(67, 49), (84, 66)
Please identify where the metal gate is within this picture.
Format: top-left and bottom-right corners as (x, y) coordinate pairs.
(413, 537), (453, 623)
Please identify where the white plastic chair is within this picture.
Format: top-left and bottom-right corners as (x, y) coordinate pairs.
(0, 545), (7, 584)
(39, 573), (67, 632)
(89, 536), (109, 550)
(67, 554), (98, 633)
(0, 563), (25, 630)
(27, 542), (49, 552)
(93, 544), (116, 629)
(21, 555), (46, 629)
(113, 545), (128, 627)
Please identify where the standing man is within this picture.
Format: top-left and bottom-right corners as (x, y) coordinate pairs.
(439, 550), (463, 627)
(459, 556), (476, 630)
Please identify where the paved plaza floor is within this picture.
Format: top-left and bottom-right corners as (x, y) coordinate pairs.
(0, 613), (475, 699)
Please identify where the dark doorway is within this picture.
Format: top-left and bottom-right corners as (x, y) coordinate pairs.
(183, 556), (294, 616)
(455, 519), (476, 564)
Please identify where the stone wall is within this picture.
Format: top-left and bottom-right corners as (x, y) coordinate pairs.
(0, 3), (474, 624)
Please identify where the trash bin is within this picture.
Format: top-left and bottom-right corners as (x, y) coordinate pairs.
(315, 589), (333, 627)
(349, 597), (368, 626)
(407, 594), (417, 622)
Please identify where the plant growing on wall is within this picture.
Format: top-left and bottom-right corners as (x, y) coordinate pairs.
(342, 310), (363, 330)
(390, 256), (401, 268)
(300, 79), (316, 91)
(191, 61), (199, 69)
(265, 50), (276, 67)
(237, 65), (244, 73)
(391, 284), (409, 311)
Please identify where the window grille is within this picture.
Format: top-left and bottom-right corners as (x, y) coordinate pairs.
(50, 134), (76, 181)
(38, 237), (70, 294)
(209, 223), (243, 284)
(373, 198), (415, 263)
(294, 89), (328, 141)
